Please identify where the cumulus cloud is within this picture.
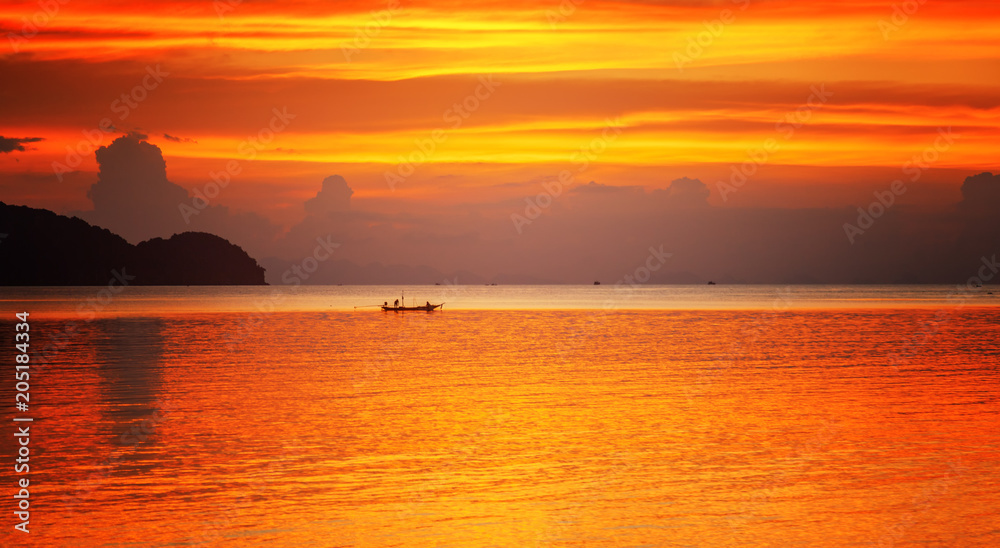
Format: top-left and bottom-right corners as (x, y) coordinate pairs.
(660, 176), (710, 206)
(80, 134), (279, 256)
(952, 171), (1000, 265)
(0, 136), (44, 153)
(959, 172), (1000, 214)
(304, 175), (354, 215)
(59, 139), (1000, 285)
(85, 135), (190, 242)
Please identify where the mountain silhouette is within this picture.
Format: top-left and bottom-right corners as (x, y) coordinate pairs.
(0, 202), (266, 285)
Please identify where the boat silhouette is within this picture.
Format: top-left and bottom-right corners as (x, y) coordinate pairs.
(379, 291), (443, 312)
(382, 302), (443, 312)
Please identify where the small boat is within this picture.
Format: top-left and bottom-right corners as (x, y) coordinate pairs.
(382, 303), (443, 312)
(594, 281), (601, 285)
(380, 291), (443, 312)
(707, 281), (717, 285)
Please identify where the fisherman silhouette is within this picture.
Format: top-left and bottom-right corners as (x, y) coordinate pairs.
(394, 299), (399, 307)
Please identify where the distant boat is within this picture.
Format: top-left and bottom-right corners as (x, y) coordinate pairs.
(382, 303), (442, 312)
(594, 281), (601, 285)
(379, 291), (443, 312)
(707, 281), (717, 285)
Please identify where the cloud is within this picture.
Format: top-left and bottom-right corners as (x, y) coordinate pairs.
(952, 171), (1000, 264)
(275, 175), (358, 261)
(660, 176), (710, 206)
(80, 134), (279, 256)
(0, 136), (44, 153)
(304, 175), (354, 215)
(571, 181), (637, 194)
(7, 55), (996, 140)
(162, 133), (197, 143)
(48, 133), (1000, 284)
(85, 132), (188, 243)
(959, 171), (1000, 214)
(86, 135), (190, 244)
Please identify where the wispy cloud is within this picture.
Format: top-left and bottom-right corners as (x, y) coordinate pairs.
(0, 136), (44, 153)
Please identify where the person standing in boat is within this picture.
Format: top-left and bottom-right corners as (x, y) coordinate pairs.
(394, 299), (399, 307)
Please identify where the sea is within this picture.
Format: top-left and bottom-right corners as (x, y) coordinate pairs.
(0, 285), (998, 547)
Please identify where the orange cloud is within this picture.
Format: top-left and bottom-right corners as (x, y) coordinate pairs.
(1, 0), (998, 221)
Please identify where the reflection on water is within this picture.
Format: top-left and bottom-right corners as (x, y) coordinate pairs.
(0, 292), (998, 546)
(94, 319), (166, 427)
(5, 284), (1000, 318)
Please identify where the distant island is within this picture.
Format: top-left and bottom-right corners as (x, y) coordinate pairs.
(0, 202), (266, 285)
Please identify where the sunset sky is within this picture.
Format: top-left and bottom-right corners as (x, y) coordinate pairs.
(2, 0), (999, 283)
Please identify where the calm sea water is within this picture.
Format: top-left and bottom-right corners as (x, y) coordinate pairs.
(1, 286), (998, 547)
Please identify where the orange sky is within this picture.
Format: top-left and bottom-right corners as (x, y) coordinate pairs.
(1, 0), (999, 222)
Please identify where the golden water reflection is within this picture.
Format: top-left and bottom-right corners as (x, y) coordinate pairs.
(6, 307), (999, 547)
